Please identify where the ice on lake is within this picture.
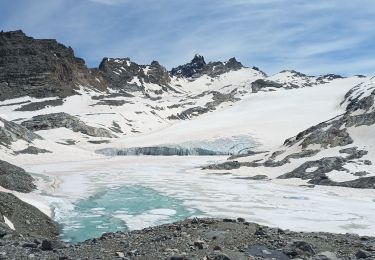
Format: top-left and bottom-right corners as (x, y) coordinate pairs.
(26, 156), (375, 242)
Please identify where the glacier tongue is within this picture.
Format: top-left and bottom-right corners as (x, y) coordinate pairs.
(96, 135), (259, 156)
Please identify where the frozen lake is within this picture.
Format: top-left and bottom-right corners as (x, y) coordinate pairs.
(26, 156), (375, 242)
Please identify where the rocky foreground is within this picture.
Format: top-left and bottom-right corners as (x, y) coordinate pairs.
(0, 218), (373, 259)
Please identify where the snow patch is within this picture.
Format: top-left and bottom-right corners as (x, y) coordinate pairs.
(4, 216), (15, 230)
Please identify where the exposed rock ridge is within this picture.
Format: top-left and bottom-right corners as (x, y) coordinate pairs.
(0, 191), (59, 239)
(98, 58), (171, 91)
(171, 54), (244, 78)
(0, 160), (36, 193)
(251, 70), (346, 93)
(0, 117), (42, 147)
(0, 30), (106, 101)
(21, 112), (116, 138)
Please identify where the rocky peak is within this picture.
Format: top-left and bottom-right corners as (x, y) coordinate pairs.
(225, 57), (243, 70)
(171, 55), (244, 78)
(98, 58), (170, 91)
(150, 60), (161, 66)
(147, 60), (171, 86)
(98, 57), (130, 73)
(170, 54), (207, 78)
(317, 74), (344, 81)
(0, 30), (106, 101)
(191, 54), (206, 67)
(279, 70), (308, 77)
(204, 57), (244, 77)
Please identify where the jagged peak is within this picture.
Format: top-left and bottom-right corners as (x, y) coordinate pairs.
(191, 54), (206, 66)
(316, 74), (344, 81)
(226, 57), (239, 63)
(171, 55), (246, 78)
(224, 57), (243, 70)
(99, 57), (167, 69)
(100, 57), (131, 63)
(98, 57), (133, 71)
(279, 70), (308, 77)
(98, 56), (171, 88)
(150, 60), (160, 66)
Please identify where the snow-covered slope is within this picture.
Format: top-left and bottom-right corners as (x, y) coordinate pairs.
(0, 58), (367, 164)
(93, 76), (364, 153)
(202, 76), (375, 189)
(0, 34), (372, 190)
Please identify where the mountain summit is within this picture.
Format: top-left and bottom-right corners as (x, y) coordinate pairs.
(0, 31), (250, 100)
(171, 54), (244, 78)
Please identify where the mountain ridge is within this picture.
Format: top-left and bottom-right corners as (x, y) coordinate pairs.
(0, 29), (374, 259)
(0, 30), (351, 101)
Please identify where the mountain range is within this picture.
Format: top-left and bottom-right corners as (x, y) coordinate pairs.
(0, 30), (374, 259)
(0, 29), (373, 189)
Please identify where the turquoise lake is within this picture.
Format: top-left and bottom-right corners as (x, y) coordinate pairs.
(30, 156), (375, 243)
(57, 185), (203, 242)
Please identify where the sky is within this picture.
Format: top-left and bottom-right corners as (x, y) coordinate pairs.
(1, 0), (375, 76)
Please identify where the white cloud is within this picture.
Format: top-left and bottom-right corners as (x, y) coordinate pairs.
(2, 0), (375, 75)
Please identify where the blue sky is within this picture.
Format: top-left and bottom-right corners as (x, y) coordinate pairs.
(2, 0), (375, 75)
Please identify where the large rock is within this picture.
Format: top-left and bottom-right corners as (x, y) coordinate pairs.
(277, 157), (347, 180)
(251, 79), (283, 93)
(0, 160), (36, 193)
(0, 117), (42, 147)
(21, 112), (116, 138)
(0, 191), (58, 238)
(309, 175), (375, 189)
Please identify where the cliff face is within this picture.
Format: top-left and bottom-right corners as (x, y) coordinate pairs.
(0, 30), (106, 101)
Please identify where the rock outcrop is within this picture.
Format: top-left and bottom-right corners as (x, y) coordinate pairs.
(0, 30), (106, 101)
(21, 112), (116, 138)
(0, 191), (58, 238)
(0, 117), (42, 147)
(15, 146), (52, 155)
(251, 79), (283, 93)
(14, 98), (64, 111)
(168, 90), (239, 120)
(0, 160), (36, 193)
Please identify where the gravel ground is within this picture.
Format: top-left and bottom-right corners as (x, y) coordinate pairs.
(0, 218), (373, 259)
